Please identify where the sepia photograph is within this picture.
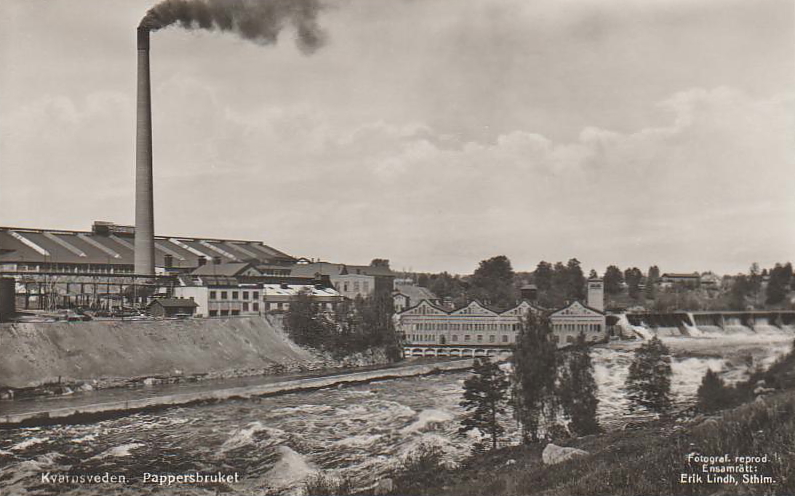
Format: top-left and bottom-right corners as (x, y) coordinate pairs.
(0, 0), (793, 494)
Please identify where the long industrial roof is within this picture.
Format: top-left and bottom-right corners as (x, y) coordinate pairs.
(0, 225), (295, 269)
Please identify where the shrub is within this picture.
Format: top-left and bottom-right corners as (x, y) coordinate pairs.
(696, 368), (733, 412)
(392, 442), (448, 494)
(303, 473), (355, 496)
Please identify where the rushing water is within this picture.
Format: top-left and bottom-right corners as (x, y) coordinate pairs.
(1, 332), (792, 495)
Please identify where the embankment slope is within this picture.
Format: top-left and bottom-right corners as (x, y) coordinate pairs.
(0, 317), (316, 389)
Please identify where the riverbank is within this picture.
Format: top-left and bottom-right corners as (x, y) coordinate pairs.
(0, 358), (474, 429)
(384, 345), (795, 496)
(0, 316), (406, 401)
(0, 316), (317, 389)
(387, 391), (793, 496)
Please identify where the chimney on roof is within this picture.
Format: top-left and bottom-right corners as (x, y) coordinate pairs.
(198, 257), (207, 267)
(164, 254), (173, 268)
(213, 256), (222, 265)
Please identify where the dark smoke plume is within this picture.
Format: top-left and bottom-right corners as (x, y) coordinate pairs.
(139, 0), (326, 53)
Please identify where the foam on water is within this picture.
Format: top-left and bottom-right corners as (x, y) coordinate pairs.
(264, 446), (317, 489)
(655, 326), (683, 337)
(220, 421), (285, 453)
(271, 404), (335, 415)
(724, 325), (755, 335)
(670, 357), (727, 398)
(2, 334), (792, 496)
(682, 323), (703, 337)
(10, 437), (48, 451)
(334, 433), (383, 448)
(91, 443), (144, 459)
(615, 314), (652, 339)
(71, 434), (98, 444)
(401, 409), (455, 434)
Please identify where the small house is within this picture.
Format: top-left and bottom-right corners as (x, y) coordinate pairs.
(147, 297), (199, 318)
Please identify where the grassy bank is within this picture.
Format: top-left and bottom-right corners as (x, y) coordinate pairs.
(377, 345), (795, 496)
(391, 393), (792, 495)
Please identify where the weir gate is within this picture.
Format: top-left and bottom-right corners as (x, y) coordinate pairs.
(626, 310), (795, 335)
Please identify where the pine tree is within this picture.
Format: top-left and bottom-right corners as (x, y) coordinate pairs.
(459, 358), (510, 450)
(625, 336), (673, 414)
(696, 368), (732, 412)
(559, 333), (601, 435)
(512, 311), (558, 442)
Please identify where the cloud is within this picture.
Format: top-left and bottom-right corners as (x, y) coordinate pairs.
(1, 80), (792, 273)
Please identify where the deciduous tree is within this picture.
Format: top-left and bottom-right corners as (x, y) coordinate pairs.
(766, 263), (793, 305)
(469, 255), (517, 309)
(603, 265), (624, 294)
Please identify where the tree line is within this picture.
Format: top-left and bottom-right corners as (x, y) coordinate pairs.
(414, 255), (592, 311)
(412, 256), (795, 313)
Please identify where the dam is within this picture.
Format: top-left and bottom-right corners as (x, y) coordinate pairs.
(624, 310), (795, 337)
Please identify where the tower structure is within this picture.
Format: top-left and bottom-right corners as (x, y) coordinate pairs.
(587, 277), (604, 312)
(134, 27), (155, 276)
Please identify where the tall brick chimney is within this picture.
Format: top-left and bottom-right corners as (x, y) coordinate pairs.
(135, 27), (155, 276)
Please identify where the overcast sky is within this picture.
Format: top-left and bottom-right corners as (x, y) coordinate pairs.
(1, 0), (793, 275)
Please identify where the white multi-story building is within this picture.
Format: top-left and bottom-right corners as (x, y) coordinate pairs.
(173, 283), (342, 317)
(397, 282), (607, 358)
(549, 301), (607, 345)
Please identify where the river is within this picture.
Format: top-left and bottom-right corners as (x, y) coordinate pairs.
(1, 331), (792, 495)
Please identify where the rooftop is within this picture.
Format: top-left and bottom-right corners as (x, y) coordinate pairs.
(290, 262), (396, 278)
(0, 223), (294, 270)
(148, 298), (199, 308)
(394, 284), (439, 302)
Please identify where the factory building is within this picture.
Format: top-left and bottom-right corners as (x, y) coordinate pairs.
(0, 222), (296, 312)
(549, 301), (607, 345)
(0, 222), (294, 274)
(289, 261), (396, 299)
(173, 279), (342, 317)
(397, 279), (607, 357)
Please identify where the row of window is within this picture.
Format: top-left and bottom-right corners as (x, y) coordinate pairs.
(209, 309), (240, 316)
(12, 263), (134, 274)
(207, 301), (336, 312)
(209, 290), (260, 301)
(411, 322), (520, 332)
(407, 334), (513, 344)
(406, 333), (600, 345)
(341, 281), (370, 293)
(553, 323), (603, 333)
